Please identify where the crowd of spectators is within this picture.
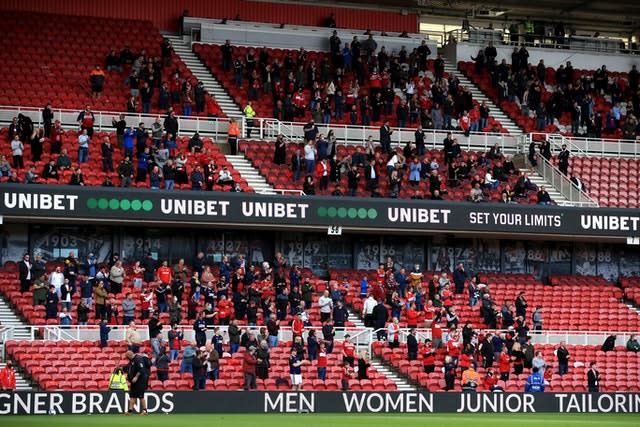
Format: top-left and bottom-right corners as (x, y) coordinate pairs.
(276, 124), (542, 202)
(2, 106), (243, 191)
(470, 40), (639, 138)
(218, 32), (497, 135)
(12, 247), (640, 392)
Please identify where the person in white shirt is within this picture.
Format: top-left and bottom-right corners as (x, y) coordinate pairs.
(484, 171), (499, 190)
(49, 266), (65, 297)
(363, 295), (377, 328)
(216, 166), (234, 186)
(78, 129), (90, 164)
(318, 290), (333, 323)
(304, 140), (316, 174)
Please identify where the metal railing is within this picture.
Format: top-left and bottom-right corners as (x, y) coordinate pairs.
(529, 132), (640, 160)
(0, 105), (519, 154)
(445, 29), (638, 55)
(2, 325), (634, 348)
(522, 134), (600, 207)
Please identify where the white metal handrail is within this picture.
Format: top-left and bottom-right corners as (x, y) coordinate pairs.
(2, 325), (635, 348)
(0, 105), (516, 154)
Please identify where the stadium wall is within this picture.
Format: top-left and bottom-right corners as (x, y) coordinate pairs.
(1, 391), (639, 415)
(0, 0), (418, 33)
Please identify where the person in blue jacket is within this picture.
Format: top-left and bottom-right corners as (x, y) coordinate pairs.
(525, 367), (545, 392)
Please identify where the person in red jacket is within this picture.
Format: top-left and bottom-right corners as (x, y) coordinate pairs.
(0, 361), (16, 390)
(341, 361), (354, 391)
(459, 110), (470, 136)
(291, 313), (305, 338)
(156, 261), (172, 285)
(431, 321), (443, 349)
(498, 347), (511, 381)
(406, 303), (420, 329)
(315, 158), (329, 191)
(421, 339), (435, 373)
(243, 346), (258, 390)
(447, 332), (460, 365)
(342, 335), (356, 366)
(216, 295), (231, 325)
(459, 350), (472, 373)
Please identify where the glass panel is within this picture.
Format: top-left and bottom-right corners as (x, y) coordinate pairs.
(574, 243), (597, 276)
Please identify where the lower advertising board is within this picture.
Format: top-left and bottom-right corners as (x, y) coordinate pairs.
(1, 391), (639, 415)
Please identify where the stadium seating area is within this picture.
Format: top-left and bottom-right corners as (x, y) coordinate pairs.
(194, 43), (509, 133)
(457, 61), (635, 137)
(239, 139), (529, 201)
(333, 270), (640, 331)
(4, 339), (395, 391)
(0, 12), (222, 116)
(373, 341), (640, 392)
(551, 155), (640, 208)
(0, 129), (252, 191)
(0, 269), (340, 328)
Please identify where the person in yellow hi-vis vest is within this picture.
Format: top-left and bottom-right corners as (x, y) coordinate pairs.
(243, 101), (256, 138)
(108, 366), (129, 391)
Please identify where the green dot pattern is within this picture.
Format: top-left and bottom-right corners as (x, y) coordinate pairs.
(316, 206), (378, 220)
(85, 197), (153, 212)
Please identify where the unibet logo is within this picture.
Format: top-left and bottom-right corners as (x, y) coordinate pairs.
(316, 206), (377, 220)
(87, 198), (153, 212)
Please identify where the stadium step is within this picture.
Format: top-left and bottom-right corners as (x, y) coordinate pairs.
(369, 360), (416, 392)
(0, 296), (33, 340)
(225, 154), (276, 194)
(441, 57), (523, 136)
(527, 173), (574, 206)
(0, 362), (32, 391)
(164, 34), (244, 118)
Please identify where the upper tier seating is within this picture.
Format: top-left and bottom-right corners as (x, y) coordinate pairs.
(457, 61), (638, 139)
(194, 43), (508, 133)
(5, 339), (394, 391)
(0, 12), (222, 116)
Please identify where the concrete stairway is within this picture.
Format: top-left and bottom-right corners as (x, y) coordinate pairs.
(164, 34), (243, 117)
(370, 359), (416, 391)
(527, 172), (572, 206)
(442, 57), (523, 136)
(225, 154), (276, 194)
(345, 307), (416, 391)
(0, 362), (32, 390)
(0, 296), (32, 340)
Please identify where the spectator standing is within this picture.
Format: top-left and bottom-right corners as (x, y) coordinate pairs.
(18, 254), (32, 293)
(256, 341), (270, 380)
(556, 341), (570, 375)
(289, 349), (305, 391)
(77, 105), (95, 137)
(168, 324), (183, 361)
(243, 346), (258, 390)
(45, 285), (58, 319)
(587, 361), (600, 392)
(122, 293), (136, 325)
(407, 328), (419, 360)
(0, 361), (16, 391)
(99, 319), (111, 348)
(525, 367), (545, 392)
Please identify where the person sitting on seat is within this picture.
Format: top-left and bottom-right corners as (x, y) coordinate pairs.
(216, 166), (234, 187)
(627, 335), (640, 352)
